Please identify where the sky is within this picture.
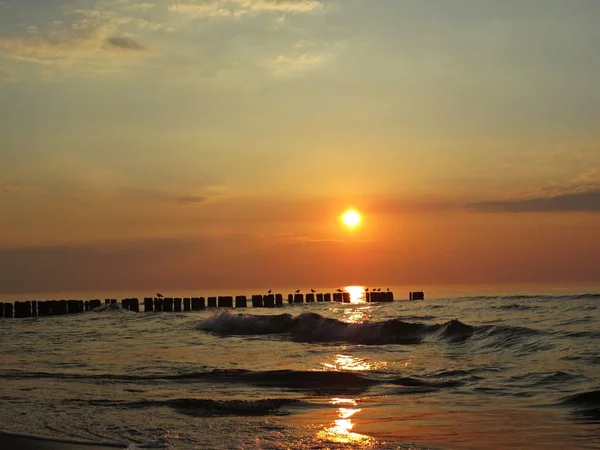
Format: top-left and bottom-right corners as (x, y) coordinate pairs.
(1, 0), (599, 294)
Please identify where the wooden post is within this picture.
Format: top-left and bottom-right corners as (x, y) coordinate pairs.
(275, 293), (283, 307)
(4, 303), (13, 318)
(294, 293), (304, 303)
(324, 293), (331, 302)
(306, 294), (315, 303)
(163, 298), (174, 312)
(89, 299), (102, 310)
(316, 293), (323, 302)
(342, 292), (351, 303)
(207, 297), (217, 307)
(154, 298), (164, 312)
(235, 296), (247, 308)
(14, 301), (31, 318)
(218, 296), (233, 308)
(0, 302), (4, 318)
(183, 298), (191, 311)
(191, 297), (205, 310)
(144, 298), (154, 312)
(251, 295), (263, 307)
(287, 294), (294, 304)
(174, 298), (182, 312)
(263, 294), (275, 308)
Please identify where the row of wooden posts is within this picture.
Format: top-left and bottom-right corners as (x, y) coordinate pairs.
(0, 291), (416, 318)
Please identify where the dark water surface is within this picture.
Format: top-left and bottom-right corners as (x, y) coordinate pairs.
(1, 293), (599, 449)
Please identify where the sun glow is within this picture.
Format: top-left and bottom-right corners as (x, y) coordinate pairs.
(341, 209), (361, 228)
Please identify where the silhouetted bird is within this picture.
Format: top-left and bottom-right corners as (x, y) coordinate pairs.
(386, 288), (390, 292)
(377, 288), (381, 292)
(295, 289), (300, 293)
(267, 289), (272, 294)
(310, 289), (316, 293)
(365, 288), (369, 292)
(156, 293), (164, 298)
(336, 289), (343, 293)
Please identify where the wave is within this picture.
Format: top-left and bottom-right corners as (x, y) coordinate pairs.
(459, 293), (600, 301)
(199, 311), (479, 345)
(558, 390), (600, 420)
(492, 303), (540, 311)
(0, 368), (467, 395)
(198, 311), (550, 349)
(76, 398), (303, 417)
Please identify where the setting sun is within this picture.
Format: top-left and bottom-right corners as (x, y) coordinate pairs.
(341, 209), (361, 228)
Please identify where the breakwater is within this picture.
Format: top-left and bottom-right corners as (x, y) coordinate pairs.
(0, 291), (424, 318)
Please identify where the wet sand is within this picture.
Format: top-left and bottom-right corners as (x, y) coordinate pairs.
(0, 431), (126, 450)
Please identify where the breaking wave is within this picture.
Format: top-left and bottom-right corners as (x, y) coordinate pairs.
(198, 311), (543, 347)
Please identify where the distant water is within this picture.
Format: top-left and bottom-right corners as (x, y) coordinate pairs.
(0, 291), (599, 449)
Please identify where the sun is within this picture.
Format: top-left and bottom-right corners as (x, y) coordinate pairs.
(341, 209), (361, 229)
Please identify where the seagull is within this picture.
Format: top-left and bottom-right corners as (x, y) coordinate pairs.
(377, 288), (381, 292)
(336, 289), (343, 293)
(365, 288), (369, 292)
(295, 289), (301, 293)
(310, 289), (316, 293)
(386, 288), (390, 292)
(156, 293), (164, 298)
(267, 289), (272, 294)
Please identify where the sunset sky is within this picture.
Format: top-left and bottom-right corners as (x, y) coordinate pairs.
(1, 0), (599, 294)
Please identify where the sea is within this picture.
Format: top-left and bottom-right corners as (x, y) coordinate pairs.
(0, 284), (599, 449)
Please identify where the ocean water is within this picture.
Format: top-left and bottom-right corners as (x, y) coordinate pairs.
(0, 288), (599, 449)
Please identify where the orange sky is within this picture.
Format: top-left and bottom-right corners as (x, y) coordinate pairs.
(1, 0), (599, 293)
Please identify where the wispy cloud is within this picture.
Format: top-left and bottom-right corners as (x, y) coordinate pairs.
(469, 190), (600, 213)
(104, 35), (146, 51)
(176, 195), (209, 205)
(0, 0), (156, 72)
(169, 0), (325, 18)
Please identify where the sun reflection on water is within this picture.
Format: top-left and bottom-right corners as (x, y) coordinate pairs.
(321, 354), (387, 372)
(345, 285), (366, 303)
(316, 399), (374, 446)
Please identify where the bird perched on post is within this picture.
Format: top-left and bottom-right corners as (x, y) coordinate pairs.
(156, 293), (164, 298)
(365, 288), (369, 292)
(310, 289), (316, 293)
(336, 289), (343, 293)
(295, 289), (300, 293)
(267, 289), (272, 294)
(386, 288), (390, 292)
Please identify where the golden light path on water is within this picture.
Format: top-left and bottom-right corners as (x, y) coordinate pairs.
(321, 354), (387, 372)
(314, 286), (384, 445)
(316, 398), (375, 446)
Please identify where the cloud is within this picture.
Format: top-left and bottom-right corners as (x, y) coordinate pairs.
(176, 195), (208, 205)
(0, 1), (155, 71)
(104, 35), (145, 51)
(270, 51), (328, 76)
(170, 0), (324, 18)
(469, 190), (600, 213)
(236, 0), (324, 13)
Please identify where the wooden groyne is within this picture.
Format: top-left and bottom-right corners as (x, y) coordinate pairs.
(0, 290), (426, 319)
